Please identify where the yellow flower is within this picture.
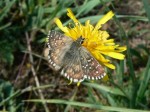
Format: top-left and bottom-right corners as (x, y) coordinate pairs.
(54, 8), (126, 69)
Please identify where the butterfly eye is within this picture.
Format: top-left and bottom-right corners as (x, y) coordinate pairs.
(81, 38), (85, 44)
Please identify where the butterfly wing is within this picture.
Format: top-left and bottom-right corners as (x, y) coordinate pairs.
(61, 61), (85, 82)
(80, 47), (106, 80)
(60, 46), (105, 83)
(47, 30), (73, 70)
(60, 46), (85, 82)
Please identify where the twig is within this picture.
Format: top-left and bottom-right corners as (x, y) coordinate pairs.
(25, 32), (49, 112)
(15, 53), (27, 83)
(36, 43), (47, 72)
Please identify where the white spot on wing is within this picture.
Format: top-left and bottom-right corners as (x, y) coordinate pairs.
(92, 77), (94, 80)
(64, 73), (67, 77)
(53, 63), (56, 67)
(84, 75), (87, 78)
(73, 79), (78, 82)
(79, 78), (84, 82)
(67, 75), (69, 79)
(48, 55), (50, 59)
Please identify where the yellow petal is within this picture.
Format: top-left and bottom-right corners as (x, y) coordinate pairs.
(115, 46), (127, 52)
(103, 62), (116, 69)
(92, 52), (110, 63)
(95, 46), (116, 51)
(101, 52), (125, 60)
(85, 20), (90, 25)
(54, 18), (69, 33)
(95, 11), (114, 29)
(67, 8), (79, 23)
(100, 31), (110, 39)
(65, 28), (80, 40)
(104, 39), (115, 45)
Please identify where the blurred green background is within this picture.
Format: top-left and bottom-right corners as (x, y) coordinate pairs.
(0, 0), (150, 112)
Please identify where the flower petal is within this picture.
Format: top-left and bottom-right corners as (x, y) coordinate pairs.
(115, 46), (127, 52)
(92, 52), (110, 63)
(67, 8), (79, 23)
(54, 18), (69, 33)
(103, 62), (116, 69)
(95, 11), (114, 29)
(101, 52), (126, 60)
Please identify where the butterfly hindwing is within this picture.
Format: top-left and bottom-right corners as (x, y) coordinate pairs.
(60, 46), (85, 82)
(61, 62), (85, 82)
(80, 47), (106, 80)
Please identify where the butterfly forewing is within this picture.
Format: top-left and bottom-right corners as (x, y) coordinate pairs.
(47, 31), (73, 70)
(47, 30), (73, 49)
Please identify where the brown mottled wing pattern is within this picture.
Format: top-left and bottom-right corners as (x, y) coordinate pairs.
(47, 30), (105, 83)
(47, 30), (73, 71)
(80, 47), (106, 80)
(60, 46), (85, 82)
(61, 61), (85, 82)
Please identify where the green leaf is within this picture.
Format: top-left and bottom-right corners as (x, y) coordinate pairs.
(137, 56), (150, 103)
(0, 0), (16, 21)
(83, 82), (126, 97)
(25, 99), (150, 112)
(142, 0), (150, 22)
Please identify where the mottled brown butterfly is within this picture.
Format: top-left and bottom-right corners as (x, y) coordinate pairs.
(47, 30), (106, 83)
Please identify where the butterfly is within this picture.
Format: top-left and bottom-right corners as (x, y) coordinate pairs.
(47, 30), (106, 83)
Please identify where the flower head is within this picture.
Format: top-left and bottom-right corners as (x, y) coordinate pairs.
(54, 9), (126, 69)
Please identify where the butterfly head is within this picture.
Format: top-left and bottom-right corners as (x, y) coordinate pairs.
(75, 37), (85, 46)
